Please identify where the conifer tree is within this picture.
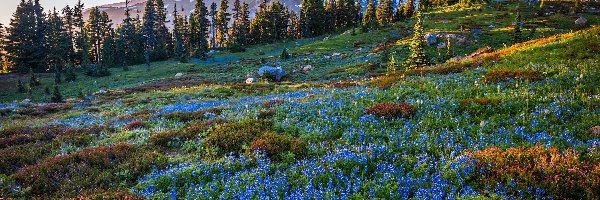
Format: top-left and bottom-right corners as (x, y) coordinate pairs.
(54, 66), (61, 84)
(393, 3), (405, 22)
(47, 8), (70, 72)
(190, 0), (210, 59)
(73, 0), (90, 68)
(51, 84), (62, 103)
(300, 0), (326, 37)
(376, 0), (394, 26)
(142, 0), (157, 68)
(29, 67), (40, 87)
(154, 0), (170, 60)
(288, 11), (301, 39)
(210, 2), (218, 49)
(61, 6), (76, 66)
(405, 8), (427, 69)
(100, 30), (117, 68)
(17, 80), (26, 93)
(32, 0), (47, 72)
(215, 0), (231, 48)
(362, 0), (377, 31)
(325, 0), (337, 31)
(387, 56), (397, 75)
(404, 0), (415, 18)
(512, 11), (523, 44)
(6, 0), (37, 74)
(117, 0), (137, 68)
(173, 3), (189, 63)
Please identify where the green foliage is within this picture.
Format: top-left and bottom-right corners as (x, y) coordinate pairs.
(51, 85), (62, 103)
(405, 9), (428, 69)
(204, 119), (274, 156)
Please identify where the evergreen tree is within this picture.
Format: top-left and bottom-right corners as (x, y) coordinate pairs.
(100, 30), (117, 68)
(73, 0), (90, 68)
(142, 0), (157, 68)
(387, 56), (397, 75)
(6, 0), (39, 73)
(404, 0), (415, 18)
(325, 0), (337, 31)
(65, 67), (77, 82)
(512, 11), (523, 44)
(85, 7), (112, 65)
(173, 3), (189, 63)
(17, 80), (26, 93)
(61, 5), (76, 66)
(32, 0), (47, 72)
(29, 67), (40, 87)
(154, 0), (170, 60)
(54, 66), (61, 84)
(444, 37), (453, 61)
(280, 48), (290, 59)
(51, 84), (62, 103)
(376, 0), (394, 26)
(362, 0), (377, 31)
(288, 11), (301, 39)
(229, 0), (242, 45)
(117, 0), (137, 68)
(210, 2), (218, 49)
(300, 0), (326, 37)
(47, 8), (71, 72)
(405, 8), (427, 69)
(393, 3), (405, 22)
(190, 0), (210, 59)
(215, 0), (231, 48)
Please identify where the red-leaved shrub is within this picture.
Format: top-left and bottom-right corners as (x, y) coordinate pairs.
(365, 102), (416, 119)
(468, 145), (600, 199)
(123, 121), (147, 130)
(205, 119), (273, 155)
(263, 100), (285, 108)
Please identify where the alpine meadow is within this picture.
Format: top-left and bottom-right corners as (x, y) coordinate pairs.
(0, 0), (599, 199)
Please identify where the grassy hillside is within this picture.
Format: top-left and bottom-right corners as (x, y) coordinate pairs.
(0, 2), (599, 199)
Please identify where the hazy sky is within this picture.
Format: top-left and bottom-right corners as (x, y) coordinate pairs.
(0, 0), (120, 25)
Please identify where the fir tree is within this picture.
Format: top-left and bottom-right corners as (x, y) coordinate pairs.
(376, 0), (394, 26)
(215, 0), (231, 48)
(142, 0), (157, 68)
(154, 0), (170, 60)
(405, 8), (427, 69)
(173, 3), (189, 63)
(47, 8), (71, 72)
(280, 48), (290, 60)
(394, 3), (405, 22)
(229, 0), (242, 45)
(210, 2), (218, 49)
(61, 5), (76, 66)
(288, 11), (302, 40)
(512, 11), (523, 44)
(325, 0), (337, 31)
(29, 67), (40, 87)
(32, 0), (47, 72)
(6, 0), (39, 74)
(85, 7), (112, 65)
(362, 0), (377, 31)
(190, 0), (210, 59)
(404, 0), (415, 18)
(73, 0), (91, 69)
(65, 66), (77, 82)
(54, 66), (61, 84)
(444, 37), (453, 61)
(300, 0), (326, 37)
(17, 80), (26, 93)
(117, 0), (137, 68)
(51, 85), (62, 103)
(387, 56), (397, 75)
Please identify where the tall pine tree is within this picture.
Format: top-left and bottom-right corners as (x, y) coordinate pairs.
(215, 0), (231, 48)
(142, 0), (157, 67)
(300, 0), (326, 37)
(46, 8), (71, 73)
(362, 0), (377, 31)
(6, 0), (37, 74)
(154, 0), (170, 60)
(190, 0), (210, 59)
(405, 8), (427, 69)
(376, 0), (394, 26)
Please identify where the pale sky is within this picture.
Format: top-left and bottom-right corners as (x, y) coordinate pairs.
(0, 0), (121, 25)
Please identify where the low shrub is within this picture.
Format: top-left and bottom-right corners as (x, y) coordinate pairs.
(263, 100), (285, 108)
(15, 104), (74, 117)
(71, 189), (145, 200)
(483, 69), (544, 83)
(365, 103), (416, 119)
(0, 143), (53, 174)
(164, 108), (223, 122)
(0, 125), (65, 148)
(149, 129), (198, 148)
(123, 121), (147, 131)
(204, 119), (273, 155)
(468, 145), (600, 199)
(250, 132), (291, 158)
(59, 125), (114, 146)
(367, 75), (404, 89)
(329, 81), (359, 88)
(258, 110), (276, 119)
(14, 144), (167, 197)
(185, 118), (230, 135)
(290, 138), (309, 158)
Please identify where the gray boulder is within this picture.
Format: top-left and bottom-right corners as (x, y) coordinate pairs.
(576, 17), (588, 26)
(425, 33), (437, 45)
(258, 66), (285, 82)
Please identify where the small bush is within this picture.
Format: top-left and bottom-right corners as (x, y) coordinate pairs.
(123, 121), (147, 131)
(263, 100), (285, 108)
(250, 132), (291, 158)
(365, 102), (416, 119)
(0, 125), (65, 148)
(185, 118), (230, 135)
(367, 75), (404, 89)
(258, 110), (276, 119)
(72, 189), (145, 200)
(329, 81), (359, 88)
(290, 138), (309, 158)
(204, 119), (273, 155)
(15, 104), (74, 117)
(468, 145), (600, 199)
(484, 70), (544, 83)
(459, 98), (500, 108)
(164, 108), (223, 122)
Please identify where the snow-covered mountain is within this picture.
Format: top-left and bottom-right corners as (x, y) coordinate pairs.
(83, 0), (303, 27)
